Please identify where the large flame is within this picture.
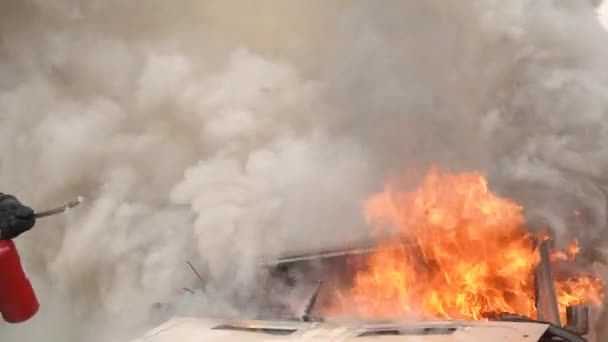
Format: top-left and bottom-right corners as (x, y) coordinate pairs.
(324, 168), (604, 321)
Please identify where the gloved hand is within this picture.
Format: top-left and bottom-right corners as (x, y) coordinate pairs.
(0, 193), (36, 240)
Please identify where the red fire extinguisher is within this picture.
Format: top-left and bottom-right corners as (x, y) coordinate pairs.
(0, 199), (80, 324)
(0, 239), (39, 323)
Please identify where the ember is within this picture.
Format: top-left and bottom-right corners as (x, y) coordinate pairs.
(323, 167), (604, 321)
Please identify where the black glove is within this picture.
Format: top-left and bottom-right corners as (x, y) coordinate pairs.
(0, 193), (36, 240)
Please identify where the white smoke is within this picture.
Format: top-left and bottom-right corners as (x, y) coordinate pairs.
(1, 0), (607, 341)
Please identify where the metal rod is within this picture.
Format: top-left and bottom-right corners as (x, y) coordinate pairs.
(534, 240), (562, 327)
(264, 247), (377, 266)
(301, 280), (323, 322)
(186, 261), (205, 284)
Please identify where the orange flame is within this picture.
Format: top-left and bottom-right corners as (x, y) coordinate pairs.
(324, 168), (604, 321)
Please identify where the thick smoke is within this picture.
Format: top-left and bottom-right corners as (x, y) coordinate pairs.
(1, 0), (607, 341)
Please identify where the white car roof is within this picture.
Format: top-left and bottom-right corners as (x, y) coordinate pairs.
(131, 316), (550, 342)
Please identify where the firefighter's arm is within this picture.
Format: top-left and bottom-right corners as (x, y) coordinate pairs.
(0, 193), (36, 240)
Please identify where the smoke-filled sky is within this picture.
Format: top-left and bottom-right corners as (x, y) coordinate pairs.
(1, 1), (608, 341)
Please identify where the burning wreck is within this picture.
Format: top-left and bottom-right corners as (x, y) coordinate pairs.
(133, 168), (606, 341)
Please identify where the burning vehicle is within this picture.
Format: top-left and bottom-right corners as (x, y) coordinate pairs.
(132, 168), (606, 341)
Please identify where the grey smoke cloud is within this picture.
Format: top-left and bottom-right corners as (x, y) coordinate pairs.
(1, 0), (607, 341)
